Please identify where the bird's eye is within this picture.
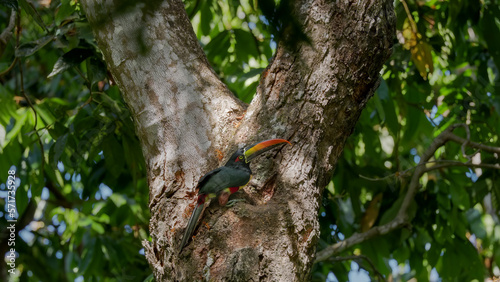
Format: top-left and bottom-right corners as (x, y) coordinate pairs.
(238, 156), (243, 159)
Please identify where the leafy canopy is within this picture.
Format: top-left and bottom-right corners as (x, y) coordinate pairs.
(1, 0), (149, 281)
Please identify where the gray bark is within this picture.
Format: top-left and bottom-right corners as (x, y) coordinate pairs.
(81, 0), (395, 280)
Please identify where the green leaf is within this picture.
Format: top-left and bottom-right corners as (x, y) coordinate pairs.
(122, 134), (143, 181)
(437, 192), (451, 210)
(376, 79), (399, 135)
(480, 5), (500, 70)
(466, 208), (487, 239)
(78, 238), (95, 274)
(361, 237), (391, 274)
(234, 29), (259, 59)
(16, 184), (29, 218)
(205, 30), (231, 63)
(143, 273), (154, 282)
(449, 208), (467, 240)
(15, 35), (55, 57)
(402, 106), (421, 144)
(199, 1), (214, 36)
(91, 221), (105, 234)
(439, 248), (460, 279)
(64, 251), (76, 277)
(48, 121), (68, 140)
(450, 186), (470, 210)
(239, 67), (264, 80)
(379, 196), (403, 225)
(85, 238), (104, 275)
(434, 214), (451, 244)
(55, 0), (76, 25)
(102, 135), (124, 177)
(0, 86), (18, 127)
(5, 111), (28, 146)
(411, 39), (434, 79)
(87, 56), (107, 85)
(18, 0), (47, 31)
(427, 242), (441, 267)
(110, 193), (127, 208)
(52, 133), (68, 167)
(33, 103), (56, 126)
(48, 48), (93, 78)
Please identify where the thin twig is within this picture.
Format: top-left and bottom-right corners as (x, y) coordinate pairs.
(447, 131), (500, 154)
(0, 10), (17, 78)
(360, 158), (500, 181)
(0, 9), (16, 44)
(0, 57), (18, 77)
(16, 12), (45, 174)
(421, 161), (500, 173)
(400, 0), (417, 33)
(74, 66), (91, 88)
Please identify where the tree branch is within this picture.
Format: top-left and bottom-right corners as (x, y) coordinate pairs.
(421, 161), (500, 173)
(447, 130), (500, 155)
(315, 218), (407, 262)
(315, 124), (500, 262)
(0, 9), (16, 45)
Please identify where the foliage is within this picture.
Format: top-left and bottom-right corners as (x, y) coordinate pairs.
(1, 0), (499, 281)
(184, 0), (275, 103)
(315, 0), (500, 280)
(0, 0), (150, 281)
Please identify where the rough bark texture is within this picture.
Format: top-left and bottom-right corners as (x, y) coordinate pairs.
(81, 0), (395, 280)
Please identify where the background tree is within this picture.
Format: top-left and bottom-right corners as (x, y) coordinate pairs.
(0, 0), (499, 281)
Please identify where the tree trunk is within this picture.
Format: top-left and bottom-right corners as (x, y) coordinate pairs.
(81, 0), (395, 280)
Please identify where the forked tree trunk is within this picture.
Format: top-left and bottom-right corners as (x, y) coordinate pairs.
(81, 0), (395, 280)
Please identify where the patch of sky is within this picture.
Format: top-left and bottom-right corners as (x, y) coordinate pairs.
(427, 105), (443, 126)
(99, 183), (113, 200)
(466, 168), (478, 182)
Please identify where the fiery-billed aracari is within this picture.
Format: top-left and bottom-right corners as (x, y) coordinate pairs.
(179, 139), (290, 252)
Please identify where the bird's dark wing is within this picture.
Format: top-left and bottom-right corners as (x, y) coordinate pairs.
(196, 167), (223, 190)
(198, 167), (251, 195)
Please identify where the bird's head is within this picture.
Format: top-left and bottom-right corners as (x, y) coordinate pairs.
(225, 139), (291, 167)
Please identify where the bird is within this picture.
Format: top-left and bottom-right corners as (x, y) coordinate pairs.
(178, 138), (291, 253)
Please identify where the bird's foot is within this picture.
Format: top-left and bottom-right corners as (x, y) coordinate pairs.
(225, 199), (246, 207)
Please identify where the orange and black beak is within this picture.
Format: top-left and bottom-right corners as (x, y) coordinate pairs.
(244, 139), (291, 162)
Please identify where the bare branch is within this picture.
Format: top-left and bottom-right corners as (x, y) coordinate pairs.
(421, 160), (500, 173)
(447, 131), (500, 154)
(361, 158), (500, 182)
(315, 217), (406, 262)
(0, 10), (16, 45)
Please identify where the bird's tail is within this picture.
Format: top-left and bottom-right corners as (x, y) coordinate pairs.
(179, 203), (204, 253)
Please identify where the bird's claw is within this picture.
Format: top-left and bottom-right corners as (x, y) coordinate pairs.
(225, 199), (246, 207)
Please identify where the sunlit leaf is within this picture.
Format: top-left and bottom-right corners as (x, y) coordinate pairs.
(360, 193), (383, 232)
(411, 40), (434, 79)
(55, 0), (77, 25)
